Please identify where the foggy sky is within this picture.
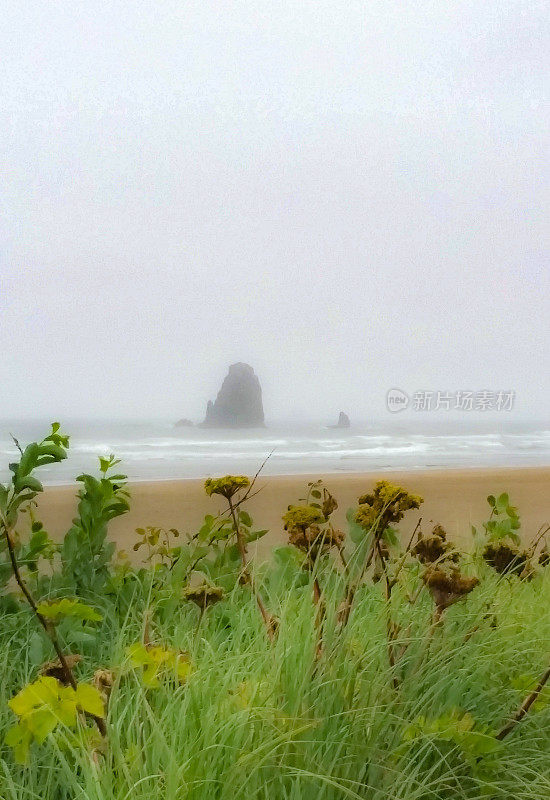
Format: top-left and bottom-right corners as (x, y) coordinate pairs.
(1, 1), (549, 421)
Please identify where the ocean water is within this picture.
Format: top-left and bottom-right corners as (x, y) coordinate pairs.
(1, 419), (549, 485)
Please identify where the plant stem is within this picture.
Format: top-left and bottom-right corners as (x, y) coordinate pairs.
(389, 518), (422, 591)
(375, 538), (399, 689)
(194, 606), (206, 644)
(340, 539), (376, 627)
(227, 497), (275, 640)
(312, 576), (326, 658)
(496, 664), (550, 740)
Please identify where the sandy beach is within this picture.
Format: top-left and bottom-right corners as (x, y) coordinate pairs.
(32, 466), (550, 560)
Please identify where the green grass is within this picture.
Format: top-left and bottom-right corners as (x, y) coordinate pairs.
(0, 559), (549, 800)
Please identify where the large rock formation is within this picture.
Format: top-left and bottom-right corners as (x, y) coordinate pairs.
(329, 411), (351, 429)
(201, 363), (265, 428)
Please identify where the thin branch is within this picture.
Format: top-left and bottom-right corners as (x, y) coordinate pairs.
(374, 538), (399, 689)
(526, 524), (550, 558)
(242, 450), (275, 500)
(230, 449), (275, 512)
(339, 541), (376, 627)
(389, 518), (422, 590)
(496, 664), (550, 740)
(227, 495), (275, 641)
(232, 484), (266, 511)
(336, 541), (349, 574)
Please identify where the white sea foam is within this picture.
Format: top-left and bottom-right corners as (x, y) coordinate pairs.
(0, 421), (549, 483)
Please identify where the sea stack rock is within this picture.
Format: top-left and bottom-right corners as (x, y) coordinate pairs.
(330, 411), (350, 429)
(201, 363), (265, 428)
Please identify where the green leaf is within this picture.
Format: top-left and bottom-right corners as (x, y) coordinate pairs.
(74, 684), (104, 718)
(496, 493), (509, 511)
(197, 519), (215, 541)
(176, 657), (192, 683)
(273, 545), (306, 568)
(9, 677), (59, 717)
(37, 443), (67, 463)
(347, 507), (365, 545)
(487, 495), (496, 508)
(17, 443), (40, 478)
(127, 642), (151, 667)
(225, 544), (242, 564)
(26, 708), (58, 743)
(246, 529), (268, 543)
(28, 632), (45, 665)
(5, 723), (32, 764)
(311, 489), (322, 499)
(382, 526), (399, 547)
(14, 476), (43, 494)
(36, 598), (102, 622)
(239, 510), (253, 527)
(142, 664), (161, 688)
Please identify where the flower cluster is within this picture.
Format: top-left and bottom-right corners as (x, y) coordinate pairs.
(204, 475), (250, 499)
(183, 582), (224, 609)
(413, 524), (458, 566)
(423, 566), (479, 612)
(355, 481), (423, 532)
(483, 543), (528, 577)
(283, 504), (344, 562)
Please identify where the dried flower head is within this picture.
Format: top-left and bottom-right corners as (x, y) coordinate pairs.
(283, 505), (344, 562)
(92, 669), (115, 708)
(423, 566), (479, 611)
(355, 481), (423, 532)
(183, 582), (224, 609)
(321, 491), (338, 519)
(413, 524), (458, 565)
(483, 543), (528, 576)
(266, 613), (279, 639)
(204, 475), (250, 499)
(39, 654), (82, 685)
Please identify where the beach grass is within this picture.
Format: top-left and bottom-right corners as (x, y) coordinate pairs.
(0, 559), (549, 799)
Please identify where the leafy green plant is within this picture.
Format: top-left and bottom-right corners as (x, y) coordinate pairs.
(133, 525), (181, 566)
(62, 454), (130, 593)
(283, 486), (344, 570)
(126, 642), (193, 688)
(36, 597), (103, 623)
(402, 709), (502, 780)
(283, 483), (344, 654)
(204, 475), (275, 639)
(473, 493), (532, 578)
(339, 481), (423, 627)
(0, 424), (107, 742)
(5, 676), (105, 764)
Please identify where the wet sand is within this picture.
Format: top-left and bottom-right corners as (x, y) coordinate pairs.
(33, 466), (550, 560)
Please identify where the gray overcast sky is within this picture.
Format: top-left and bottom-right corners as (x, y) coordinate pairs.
(1, 0), (549, 421)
